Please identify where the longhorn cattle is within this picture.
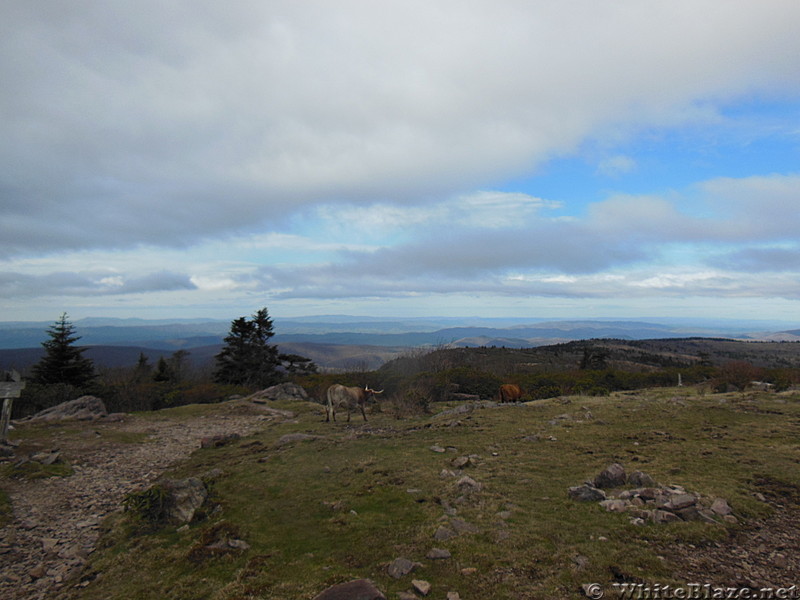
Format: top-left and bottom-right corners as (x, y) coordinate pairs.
(325, 384), (383, 422)
(498, 383), (523, 403)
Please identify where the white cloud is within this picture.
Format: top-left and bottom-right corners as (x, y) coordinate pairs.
(2, 1), (800, 259)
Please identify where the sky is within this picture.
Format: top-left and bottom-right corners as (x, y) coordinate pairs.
(2, 1), (800, 324)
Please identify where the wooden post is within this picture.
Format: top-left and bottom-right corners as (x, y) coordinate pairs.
(0, 398), (13, 445)
(0, 372), (25, 446)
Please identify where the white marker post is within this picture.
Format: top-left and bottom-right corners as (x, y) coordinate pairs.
(0, 371), (25, 446)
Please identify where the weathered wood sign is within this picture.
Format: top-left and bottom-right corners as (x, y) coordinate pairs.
(1, 371), (25, 445)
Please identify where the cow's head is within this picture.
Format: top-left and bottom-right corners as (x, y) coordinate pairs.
(365, 385), (384, 399)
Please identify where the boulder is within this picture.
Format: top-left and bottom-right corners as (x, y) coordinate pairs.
(710, 497), (732, 516)
(312, 579), (386, 600)
(161, 477), (208, 524)
(29, 396), (107, 422)
(568, 485), (607, 502)
(427, 548), (452, 560)
(661, 493), (697, 511)
(248, 383), (309, 403)
(627, 470), (656, 488)
(594, 463), (627, 489)
(387, 557), (417, 579)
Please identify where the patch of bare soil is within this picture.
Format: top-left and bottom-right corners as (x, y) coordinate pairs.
(0, 401), (273, 600)
(657, 477), (800, 593)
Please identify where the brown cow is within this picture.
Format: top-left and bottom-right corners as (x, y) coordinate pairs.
(498, 383), (522, 403)
(326, 384), (383, 422)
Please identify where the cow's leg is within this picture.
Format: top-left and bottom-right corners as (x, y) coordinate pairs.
(347, 410), (351, 423)
(360, 403), (367, 421)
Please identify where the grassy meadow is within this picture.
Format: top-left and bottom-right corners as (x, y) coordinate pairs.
(43, 386), (800, 600)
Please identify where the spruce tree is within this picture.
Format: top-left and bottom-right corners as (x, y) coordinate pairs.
(31, 313), (96, 387)
(214, 308), (282, 388)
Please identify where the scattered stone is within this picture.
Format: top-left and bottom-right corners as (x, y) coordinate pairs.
(651, 509), (682, 524)
(600, 499), (629, 513)
(450, 518), (479, 535)
(446, 593), (461, 600)
(451, 456), (472, 469)
(387, 557), (417, 579)
(312, 578), (386, 600)
(661, 493), (697, 511)
(434, 526), (457, 541)
(456, 476), (481, 493)
(710, 497), (733, 516)
(572, 555), (590, 570)
(396, 593), (418, 600)
(160, 477), (208, 524)
(30, 450), (61, 465)
(460, 567), (477, 576)
(594, 463), (627, 489)
(426, 548), (452, 560)
(29, 564), (46, 579)
(411, 580), (431, 596)
(723, 515), (738, 524)
(430, 445), (446, 453)
(568, 485), (607, 502)
(627, 470), (656, 487)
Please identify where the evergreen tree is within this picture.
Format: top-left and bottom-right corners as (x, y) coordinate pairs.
(214, 308), (283, 388)
(31, 313), (96, 387)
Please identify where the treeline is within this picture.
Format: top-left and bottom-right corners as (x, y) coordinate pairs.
(12, 314), (800, 419)
(14, 309), (317, 418)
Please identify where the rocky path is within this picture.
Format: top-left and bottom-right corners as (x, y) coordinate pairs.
(0, 403), (270, 600)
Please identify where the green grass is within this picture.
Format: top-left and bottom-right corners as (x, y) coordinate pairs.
(64, 388), (800, 599)
(1, 459), (74, 480)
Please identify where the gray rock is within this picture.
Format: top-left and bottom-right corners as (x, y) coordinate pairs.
(594, 463), (626, 489)
(661, 493), (697, 511)
(412, 580), (431, 596)
(627, 470), (656, 488)
(249, 383), (309, 403)
(160, 477), (208, 524)
(313, 578), (386, 600)
(427, 548), (452, 560)
(710, 497), (732, 516)
(650, 509), (682, 524)
(456, 475), (481, 493)
(29, 396), (107, 422)
(450, 518), (479, 535)
(568, 484), (607, 502)
(599, 499), (629, 513)
(451, 456), (472, 469)
(387, 557), (417, 579)
(433, 526), (457, 541)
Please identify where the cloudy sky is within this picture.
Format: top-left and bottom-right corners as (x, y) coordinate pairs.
(2, 1), (800, 323)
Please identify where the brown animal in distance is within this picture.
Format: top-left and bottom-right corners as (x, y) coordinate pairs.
(325, 384), (383, 422)
(498, 383), (523, 403)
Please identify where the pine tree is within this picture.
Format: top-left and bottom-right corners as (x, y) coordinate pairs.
(214, 308), (283, 388)
(31, 313), (96, 387)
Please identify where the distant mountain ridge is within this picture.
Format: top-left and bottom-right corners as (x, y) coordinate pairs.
(1, 316), (800, 372)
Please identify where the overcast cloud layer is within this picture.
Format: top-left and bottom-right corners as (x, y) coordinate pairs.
(2, 1), (800, 321)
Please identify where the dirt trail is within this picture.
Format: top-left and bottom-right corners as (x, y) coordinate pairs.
(0, 402), (270, 600)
